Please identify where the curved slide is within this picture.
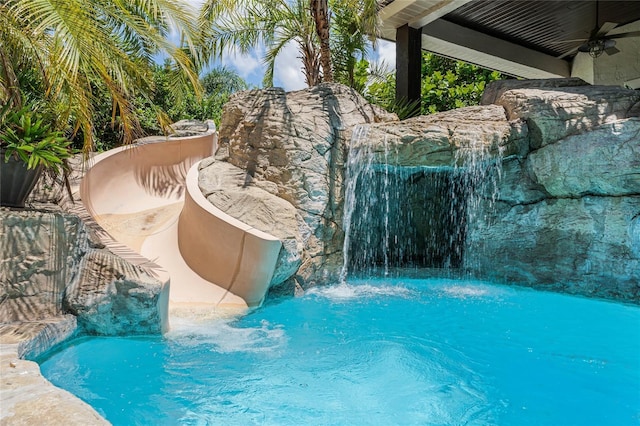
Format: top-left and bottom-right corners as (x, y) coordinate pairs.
(80, 130), (282, 313)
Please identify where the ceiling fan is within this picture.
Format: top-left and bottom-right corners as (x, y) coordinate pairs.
(556, 3), (640, 59)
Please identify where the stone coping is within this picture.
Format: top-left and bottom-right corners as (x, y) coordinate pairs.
(1, 351), (108, 425)
(0, 317), (108, 425)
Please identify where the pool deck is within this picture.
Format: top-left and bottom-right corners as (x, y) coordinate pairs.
(1, 342), (108, 425)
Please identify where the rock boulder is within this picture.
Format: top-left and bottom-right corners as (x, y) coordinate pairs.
(64, 249), (166, 335)
(361, 104), (529, 167)
(199, 79), (639, 303)
(198, 158), (304, 287)
(527, 118), (640, 197)
(203, 83), (396, 287)
(0, 210), (167, 339)
(468, 80), (640, 302)
(491, 81), (640, 149)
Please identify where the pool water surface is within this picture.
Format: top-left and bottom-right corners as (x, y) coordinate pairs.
(38, 278), (640, 425)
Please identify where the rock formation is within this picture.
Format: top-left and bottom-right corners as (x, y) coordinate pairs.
(205, 79), (639, 303)
(0, 210), (167, 350)
(468, 79), (640, 301)
(359, 104), (529, 166)
(362, 78), (640, 302)
(200, 84), (396, 288)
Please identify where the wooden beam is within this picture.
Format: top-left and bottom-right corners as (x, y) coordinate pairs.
(396, 24), (422, 115)
(379, 0), (418, 21)
(422, 19), (571, 78)
(408, 0), (475, 29)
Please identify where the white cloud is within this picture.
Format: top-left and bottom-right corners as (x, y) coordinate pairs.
(373, 39), (396, 72)
(273, 41), (307, 91)
(167, 0), (202, 42)
(221, 47), (265, 85)
(174, 0), (308, 91)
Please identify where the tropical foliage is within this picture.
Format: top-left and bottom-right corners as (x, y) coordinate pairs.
(87, 64), (248, 150)
(0, 0), (203, 152)
(0, 103), (73, 172)
(365, 53), (505, 118)
(138, 64), (247, 132)
(199, 0), (379, 88)
(200, 0), (320, 87)
(1, 0), (504, 157)
(420, 54), (504, 114)
(331, 0), (379, 90)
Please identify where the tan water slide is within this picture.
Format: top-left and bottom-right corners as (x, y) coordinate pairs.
(80, 130), (282, 314)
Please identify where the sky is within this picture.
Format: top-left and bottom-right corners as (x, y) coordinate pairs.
(175, 0), (397, 92)
(218, 39), (397, 91)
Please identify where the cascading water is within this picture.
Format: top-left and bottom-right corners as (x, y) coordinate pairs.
(340, 126), (374, 282)
(451, 134), (505, 271)
(341, 124), (503, 281)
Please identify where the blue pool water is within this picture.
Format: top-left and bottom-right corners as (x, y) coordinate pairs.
(39, 278), (640, 425)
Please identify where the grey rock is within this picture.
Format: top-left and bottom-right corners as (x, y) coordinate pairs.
(168, 119), (216, 137)
(64, 249), (167, 335)
(494, 84), (640, 148)
(495, 156), (549, 205)
(211, 83), (396, 285)
(362, 104), (529, 167)
(0, 315), (77, 359)
(0, 211), (89, 323)
(201, 80), (640, 303)
(527, 118), (640, 197)
(0, 210), (167, 335)
(198, 159), (304, 287)
(467, 196), (640, 302)
(480, 77), (589, 105)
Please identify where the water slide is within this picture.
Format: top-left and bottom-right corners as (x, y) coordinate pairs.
(80, 128), (282, 313)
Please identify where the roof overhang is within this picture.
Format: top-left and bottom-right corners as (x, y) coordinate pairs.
(421, 19), (570, 78)
(379, 0), (640, 82)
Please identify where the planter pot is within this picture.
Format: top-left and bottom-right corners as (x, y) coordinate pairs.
(0, 151), (43, 208)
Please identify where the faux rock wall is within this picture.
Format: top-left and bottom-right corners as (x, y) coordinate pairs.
(0, 210), (167, 350)
(1, 211), (89, 322)
(466, 79), (640, 302)
(361, 79), (639, 302)
(202, 84), (396, 287)
(204, 79), (639, 303)
(65, 249), (167, 335)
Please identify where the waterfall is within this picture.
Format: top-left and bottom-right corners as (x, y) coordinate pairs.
(340, 126), (374, 282)
(340, 125), (503, 281)
(451, 137), (505, 272)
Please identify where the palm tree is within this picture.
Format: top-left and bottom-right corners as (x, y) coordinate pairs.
(0, 0), (203, 152)
(331, 0), (380, 88)
(200, 0), (379, 89)
(200, 0), (321, 87)
(201, 67), (249, 95)
(311, 0), (333, 83)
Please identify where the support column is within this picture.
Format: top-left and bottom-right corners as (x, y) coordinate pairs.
(396, 24), (422, 116)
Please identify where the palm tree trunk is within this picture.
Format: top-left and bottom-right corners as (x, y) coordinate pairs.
(310, 0), (333, 83)
(299, 38), (322, 86)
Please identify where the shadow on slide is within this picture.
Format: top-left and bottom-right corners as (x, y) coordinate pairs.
(80, 128), (281, 315)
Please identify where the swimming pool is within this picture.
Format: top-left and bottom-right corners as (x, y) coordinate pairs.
(38, 277), (640, 425)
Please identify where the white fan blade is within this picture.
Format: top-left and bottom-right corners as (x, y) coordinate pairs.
(596, 22), (618, 37)
(608, 31), (640, 39)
